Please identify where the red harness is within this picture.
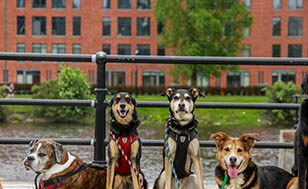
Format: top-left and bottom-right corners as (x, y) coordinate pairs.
(114, 133), (139, 175)
(39, 177), (65, 189)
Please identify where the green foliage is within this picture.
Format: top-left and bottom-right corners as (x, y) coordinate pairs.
(155, 0), (253, 86)
(0, 85), (9, 122)
(32, 66), (92, 122)
(263, 81), (301, 123)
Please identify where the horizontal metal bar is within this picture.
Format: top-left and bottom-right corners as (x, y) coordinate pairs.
(0, 138), (294, 149)
(0, 52), (94, 62)
(0, 99), (95, 106)
(1, 52), (308, 66)
(106, 55), (308, 66)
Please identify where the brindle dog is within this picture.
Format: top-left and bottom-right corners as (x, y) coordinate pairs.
(107, 92), (147, 189)
(154, 88), (204, 189)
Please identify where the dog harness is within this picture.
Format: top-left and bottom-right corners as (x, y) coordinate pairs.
(38, 163), (87, 189)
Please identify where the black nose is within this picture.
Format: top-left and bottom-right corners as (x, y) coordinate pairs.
(230, 156), (237, 164)
(120, 104), (126, 109)
(179, 103), (185, 108)
(27, 156), (35, 162)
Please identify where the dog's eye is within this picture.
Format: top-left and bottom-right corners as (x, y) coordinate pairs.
(185, 96), (191, 101)
(38, 153), (46, 157)
(125, 98), (130, 102)
(224, 148), (230, 152)
(115, 98), (120, 102)
(30, 149), (34, 153)
(237, 148), (243, 153)
(173, 96), (179, 100)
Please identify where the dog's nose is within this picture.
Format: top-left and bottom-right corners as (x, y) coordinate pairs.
(120, 104), (126, 109)
(179, 103), (185, 108)
(27, 156), (35, 162)
(229, 156), (237, 164)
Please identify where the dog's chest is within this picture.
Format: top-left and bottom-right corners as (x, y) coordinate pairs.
(226, 174), (245, 189)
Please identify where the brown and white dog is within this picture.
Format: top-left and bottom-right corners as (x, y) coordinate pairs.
(211, 132), (297, 189)
(107, 92), (147, 189)
(24, 139), (106, 189)
(154, 88), (204, 189)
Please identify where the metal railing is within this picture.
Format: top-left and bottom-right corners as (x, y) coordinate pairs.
(1, 52), (306, 165)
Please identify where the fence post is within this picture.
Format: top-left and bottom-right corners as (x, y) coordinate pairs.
(93, 51), (107, 165)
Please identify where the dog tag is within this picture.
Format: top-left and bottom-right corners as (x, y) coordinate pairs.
(122, 137), (127, 143)
(180, 136), (186, 143)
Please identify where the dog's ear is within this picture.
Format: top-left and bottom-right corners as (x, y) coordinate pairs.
(189, 88), (204, 99)
(130, 95), (137, 106)
(210, 132), (229, 148)
(50, 142), (64, 163)
(29, 139), (38, 147)
(239, 133), (260, 151)
(161, 88), (175, 98)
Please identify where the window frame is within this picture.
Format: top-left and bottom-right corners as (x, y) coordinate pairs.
(32, 16), (46, 36)
(52, 17), (66, 36)
(137, 17), (151, 37)
(118, 17), (131, 37)
(73, 17), (81, 36)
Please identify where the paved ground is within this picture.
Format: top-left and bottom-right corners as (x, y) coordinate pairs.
(2, 180), (218, 189)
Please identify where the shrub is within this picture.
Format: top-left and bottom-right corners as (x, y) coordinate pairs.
(262, 81), (301, 123)
(0, 85), (9, 122)
(32, 66), (92, 122)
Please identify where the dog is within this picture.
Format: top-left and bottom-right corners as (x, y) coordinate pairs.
(211, 132), (297, 189)
(154, 88), (204, 189)
(107, 92), (147, 189)
(24, 139), (107, 189)
(292, 73), (308, 189)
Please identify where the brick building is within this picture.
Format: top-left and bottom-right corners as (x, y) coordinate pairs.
(0, 0), (307, 88)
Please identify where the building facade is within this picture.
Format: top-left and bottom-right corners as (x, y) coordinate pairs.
(0, 0), (307, 88)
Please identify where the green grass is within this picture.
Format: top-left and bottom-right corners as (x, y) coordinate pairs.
(5, 94), (277, 128)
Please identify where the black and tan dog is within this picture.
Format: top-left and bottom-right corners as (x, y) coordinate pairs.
(292, 73), (308, 189)
(24, 139), (106, 189)
(154, 88), (204, 189)
(211, 132), (297, 189)
(107, 92), (147, 189)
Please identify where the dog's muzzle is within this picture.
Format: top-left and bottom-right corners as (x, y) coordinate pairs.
(24, 156), (35, 170)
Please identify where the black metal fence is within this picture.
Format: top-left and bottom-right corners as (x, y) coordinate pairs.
(1, 52), (306, 165)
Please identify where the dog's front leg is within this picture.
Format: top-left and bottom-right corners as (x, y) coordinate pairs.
(107, 141), (119, 189)
(165, 138), (176, 189)
(190, 139), (204, 189)
(130, 140), (141, 189)
(298, 154), (306, 189)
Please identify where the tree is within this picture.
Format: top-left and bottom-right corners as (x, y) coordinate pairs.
(155, 0), (253, 86)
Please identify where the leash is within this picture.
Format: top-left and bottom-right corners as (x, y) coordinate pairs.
(109, 131), (144, 189)
(34, 173), (40, 189)
(165, 115), (181, 189)
(221, 172), (228, 189)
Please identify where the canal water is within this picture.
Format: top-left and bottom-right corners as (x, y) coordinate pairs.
(0, 122), (290, 182)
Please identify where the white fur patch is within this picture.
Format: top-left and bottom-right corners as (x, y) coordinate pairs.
(42, 152), (76, 180)
(226, 174), (244, 189)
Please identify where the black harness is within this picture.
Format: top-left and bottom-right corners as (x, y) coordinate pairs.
(165, 118), (199, 179)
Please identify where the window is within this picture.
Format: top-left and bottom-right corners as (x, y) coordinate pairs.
(289, 0), (303, 9)
(88, 70), (95, 84)
(118, 18), (131, 36)
(142, 71), (165, 86)
(102, 44), (111, 54)
(52, 17), (66, 36)
(32, 17), (46, 35)
(17, 16), (25, 35)
(136, 45), (150, 55)
(32, 44), (46, 53)
(288, 17), (302, 36)
(118, 44), (131, 55)
(105, 71), (125, 86)
(3, 70), (8, 83)
(17, 43), (26, 53)
(32, 0), (46, 8)
(72, 44), (81, 54)
(243, 0), (251, 9)
(243, 28), (250, 38)
(288, 44), (302, 57)
(227, 71), (250, 87)
(272, 70), (296, 84)
(17, 70), (41, 84)
(272, 17), (281, 36)
(272, 45), (281, 57)
(17, 0), (25, 8)
(52, 44), (66, 54)
(157, 46), (165, 56)
(137, 18), (150, 36)
(137, 0), (150, 9)
(118, 0), (131, 9)
(187, 74), (209, 87)
(73, 17), (81, 36)
(241, 45), (250, 57)
(103, 0), (110, 9)
(102, 17), (111, 36)
(258, 71), (265, 84)
(273, 0), (281, 9)
(73, 0), (81, 9)
(157, 22), (164, 35)
(46, 70), (52, 81)
(215, 77), (221, 87)
(52, 0), (66, 8)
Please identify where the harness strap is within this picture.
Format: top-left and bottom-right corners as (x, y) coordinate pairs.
(40, 163), (88, 189)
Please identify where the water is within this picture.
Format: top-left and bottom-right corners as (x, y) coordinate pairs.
(0, 122), (288, 182)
